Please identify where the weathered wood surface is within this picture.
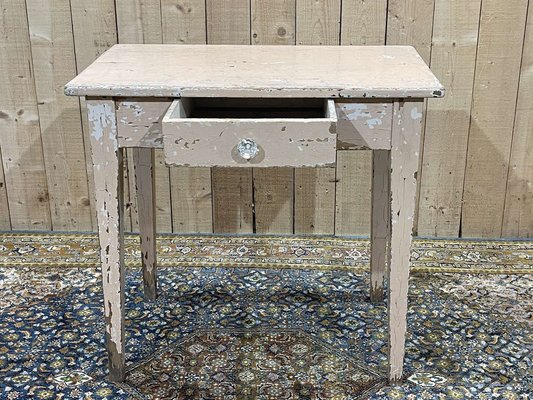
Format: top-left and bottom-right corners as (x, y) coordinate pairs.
(86, 98), (125, 381)
(116, 100), (171, 148)
(417, 0), (482, 237)
(27, 0), (92, 231)
(461, 0), (529, 237)
(502, 4), (533, 238)
(65, 45), (444, 98)
(0, 0), (51, 230)
(71, 0), (118, 230)
(162, 0), (212, 234)
(370, 150), (390, 303)
(133, 148), (157, 300)
(3, 0), (532, 238)
(336, 102), (392, 150)
(388, 100), (423, 382)
(162, 99), (337, 168)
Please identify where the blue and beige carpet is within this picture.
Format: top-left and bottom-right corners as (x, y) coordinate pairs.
(0, 233), (531, 399)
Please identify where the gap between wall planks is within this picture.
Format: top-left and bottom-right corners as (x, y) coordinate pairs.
(1, 0), (532, 238)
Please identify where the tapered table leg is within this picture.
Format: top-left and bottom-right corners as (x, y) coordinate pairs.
(132, 147), (157, 300)
(87, 98), (126, 382)
(388, 100), (423, 383)
(370, 150), (391, 303)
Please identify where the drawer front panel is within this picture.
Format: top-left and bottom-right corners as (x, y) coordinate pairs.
(162, 99), (337, 168)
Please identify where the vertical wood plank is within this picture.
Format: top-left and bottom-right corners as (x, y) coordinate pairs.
(252, 0), (296, 45)
(116, 0), (162, 44)
(295, 0), (339, 235)
(294, 168), (335, 234)
(502, 3), (533, 238)
(461, 0), (529, 237)
(335, 151), (372, 236)
(71, 0), (118, 230)
(386, 0), (435, 63)
(341, 0), (387, 45)
(388, 100), (423, 382)
(86, 98), (125, 381)
(170, 168), (213, 233)
(162, 0), (212, 233)
(161, 0), (206, 44)
(386, 0), (435, 236)
(212, 168), (253, 233)
(251, 0), (296, 234)
(336, 0), (387, 237)
(417, 0), (482, 237)
(133, 148), (157, 299)
(206, 0), (250, 44)
(296, 0), (341, 45)
(254, 168), (294, 234)
(116, 0), (173, 233)
(0, 0), (51, 230)
(26, 0), (92, 231)
(208, 0), (253, 234)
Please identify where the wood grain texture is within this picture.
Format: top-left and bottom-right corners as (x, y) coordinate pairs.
(65, 45), (444, 98)
(206, 0), (250, 44)
(26, 0), (92, 231)
(334, 151), (372, 236)
(212, 168), (253, 233)
(133, 148), (157, 299)
(115, 1), (173, 235)
(0, 0), (51, 230)
(461, 0), (529, 237)
(294, 168), (336, 234)
(207, 0), (253, 235)
(254, 168), (294, 233)
(417, 0), (482, 237)
(296, 0), (341, 45)
(116, 0), (162, 44)
(161, 0), (206, 44)
(388, 100), (423, 382)
(161, 0), (211, 233)
(294, 0), (340, 235)
(341, 0), (387, 45)
(337, 0), (387, 237)
(170, 167), (213, 233)
(386, 0), (435, 236)
(86, 98), (125, 381)
(252, 0), (295, 45)
(71, 0), (118, 230)
(386, 0), (435, 63)
(502, 4), (533, 238)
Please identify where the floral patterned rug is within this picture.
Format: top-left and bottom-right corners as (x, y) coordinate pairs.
(0, 232), (531, 274)
(0, 234), (531, 399)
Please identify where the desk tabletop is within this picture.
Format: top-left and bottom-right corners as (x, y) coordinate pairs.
(65, 44), (444, 99)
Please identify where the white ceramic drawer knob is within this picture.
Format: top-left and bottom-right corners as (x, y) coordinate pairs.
(237, 138), (259, 160)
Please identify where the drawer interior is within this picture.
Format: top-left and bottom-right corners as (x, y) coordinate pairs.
(168, 98), (331, 119)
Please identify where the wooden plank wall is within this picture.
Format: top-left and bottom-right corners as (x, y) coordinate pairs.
(0, 0), (531, 238)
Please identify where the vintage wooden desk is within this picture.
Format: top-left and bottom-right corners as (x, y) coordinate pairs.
(65, 44), (444, 383)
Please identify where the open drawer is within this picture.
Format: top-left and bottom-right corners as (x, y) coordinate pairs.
(162, 98), (337, 167)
